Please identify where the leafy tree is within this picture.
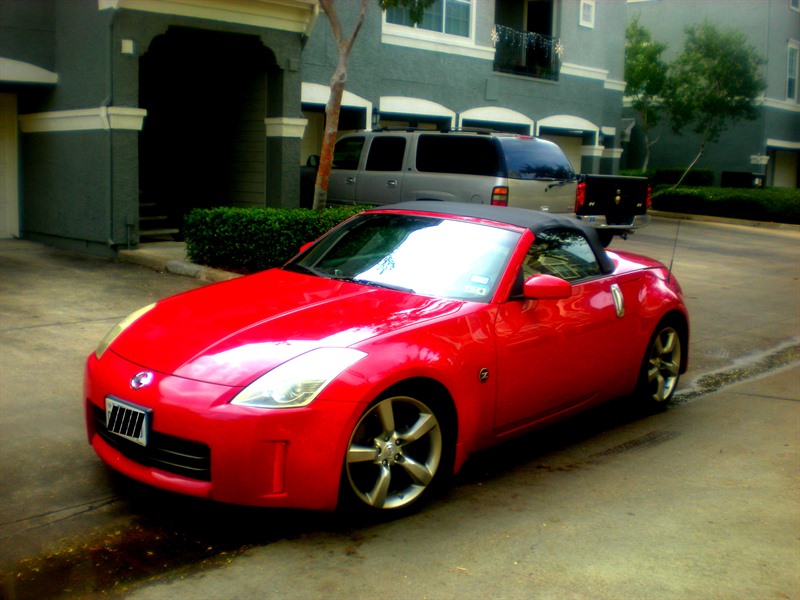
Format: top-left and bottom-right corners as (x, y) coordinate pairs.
(313, 0), (434, 210)
(664, 22), (766, 187)
(624, 16), (668, 172)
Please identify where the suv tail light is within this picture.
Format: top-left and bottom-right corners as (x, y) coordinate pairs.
(646, 186), (652, 209)
(491, 187), (509, 206)
(575, 180), (586, 211)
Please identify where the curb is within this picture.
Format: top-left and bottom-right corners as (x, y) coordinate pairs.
(650, 210), (800, 232)
(117, 250), (241, 283)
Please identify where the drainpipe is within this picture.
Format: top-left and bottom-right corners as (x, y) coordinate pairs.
(103, 10), (117, 249)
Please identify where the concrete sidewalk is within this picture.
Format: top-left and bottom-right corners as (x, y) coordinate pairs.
(124, 365), (800, 599)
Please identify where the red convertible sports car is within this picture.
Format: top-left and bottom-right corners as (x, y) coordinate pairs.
(85, 202), (688, 514)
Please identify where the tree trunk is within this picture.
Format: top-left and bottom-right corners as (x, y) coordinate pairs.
(674, 142), (705, 188)
(312, 75), (345, 211)
(674, 122), (712, 188)
(311, 0), (370, 211)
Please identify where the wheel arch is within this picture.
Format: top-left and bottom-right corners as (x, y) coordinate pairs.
(375, 376), (459, 449)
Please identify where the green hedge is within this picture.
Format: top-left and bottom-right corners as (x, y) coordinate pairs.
(652, 187), (800, 224)
(184, 206), (365, 272)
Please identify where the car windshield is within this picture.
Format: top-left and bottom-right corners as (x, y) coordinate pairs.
(286, 213), (522, 302)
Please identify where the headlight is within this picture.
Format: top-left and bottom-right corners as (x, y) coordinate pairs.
(231, 348), (367, 409)
(95, 303), (156, 359)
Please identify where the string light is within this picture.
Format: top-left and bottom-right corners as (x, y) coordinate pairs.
(492, 24), (564, 58)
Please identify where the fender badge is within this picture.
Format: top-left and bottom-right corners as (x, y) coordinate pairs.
(479, 368), (490, 383)
(131, 371), (154, 390)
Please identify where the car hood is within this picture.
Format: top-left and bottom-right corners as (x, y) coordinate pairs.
(111, 269), (466, 387)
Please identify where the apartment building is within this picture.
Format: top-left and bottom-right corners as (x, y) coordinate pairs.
(3, 0), (789, 254)
(624, 0), (799, 187)
(1, 0), (317, 253)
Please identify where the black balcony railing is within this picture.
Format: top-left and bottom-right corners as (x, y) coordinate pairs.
(492, 25), (562, 81)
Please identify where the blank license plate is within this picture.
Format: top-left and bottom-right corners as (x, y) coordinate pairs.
(105, 397), (151, 447)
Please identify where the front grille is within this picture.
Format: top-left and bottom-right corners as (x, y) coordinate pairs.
(93, 405), (211, 481)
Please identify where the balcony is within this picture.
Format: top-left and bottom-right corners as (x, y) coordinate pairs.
(492, 24), (561, 82)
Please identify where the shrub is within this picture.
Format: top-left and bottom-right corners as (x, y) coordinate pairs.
(652, 187), (800, 224)
(619, 169), (654, 179)
(184, 206), (365, 272)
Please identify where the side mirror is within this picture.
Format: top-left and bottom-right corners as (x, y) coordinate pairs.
(299, 241), (314, 253)
(523, 274), (572, 299)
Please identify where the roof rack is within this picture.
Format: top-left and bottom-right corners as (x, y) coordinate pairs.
(370, 126), (500, 135)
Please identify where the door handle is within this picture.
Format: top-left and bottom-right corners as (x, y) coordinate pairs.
(345, 177), (356, 184)
(610, 283), (625, 318)
(386, 180), (398, 188)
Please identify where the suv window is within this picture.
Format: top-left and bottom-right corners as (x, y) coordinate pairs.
(416, 135), (502, 177)
(332, 137), (365, 170)
(498, 137), (575, 181)
(522, 228), (601, 282)
(365, 137), (406, 171)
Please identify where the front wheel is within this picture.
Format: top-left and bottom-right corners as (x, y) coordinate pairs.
(343, 395), (446, 513)
(638, 324), (683, 409)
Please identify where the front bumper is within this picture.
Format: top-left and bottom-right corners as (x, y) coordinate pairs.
(577, 214), (651, 231)
(84, 350), (364, 510)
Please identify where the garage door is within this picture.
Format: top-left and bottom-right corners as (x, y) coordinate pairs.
(540, 134), (582, 174)
(0, 93), (19, 239)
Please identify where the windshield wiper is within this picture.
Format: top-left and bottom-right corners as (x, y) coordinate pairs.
(338, 277), (415, 294)
(284, 263), (325, 277)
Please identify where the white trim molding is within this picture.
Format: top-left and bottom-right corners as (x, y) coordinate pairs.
(561, 62), (608, 81)
(603, 147), (623, 160)
(767, 138), (800, 150)
(604, 78), (626, 92)
(19, 107), (146, 132)
(750, 155), (770, 166)
(537, 114), (600, 140)
(301, 82), (373, 125)
(459, 107), (534, 134)
(379, 96), (456, 127)
(581, 145), (604, 157)
(561, 62), (626, 91)
(762, 97), (800, 112)
(0, 58), (58, 85)
(98, 0), (319, 36)
(264, 117), (307, 138)
(381, 26), (495, 61)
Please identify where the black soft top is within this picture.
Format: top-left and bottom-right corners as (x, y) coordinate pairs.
(375, 201), (615, 274)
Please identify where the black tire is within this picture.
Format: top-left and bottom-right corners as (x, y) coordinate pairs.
(637, 322), (683, 410)
(341, 393), (450, 515)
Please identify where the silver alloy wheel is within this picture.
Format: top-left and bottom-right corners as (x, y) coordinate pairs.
(646, 326), (682, 403)
(345, 395), (443, 510)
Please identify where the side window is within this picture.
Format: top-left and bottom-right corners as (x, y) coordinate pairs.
(416, 135), (501, 176)
(522, 228), (601, 282)
(332, 137), (365, 170)
(365, 137), (406, 171)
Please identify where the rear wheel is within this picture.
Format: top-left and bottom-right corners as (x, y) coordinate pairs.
(343, 394), (445, 513)
(638, 323), (682, 409)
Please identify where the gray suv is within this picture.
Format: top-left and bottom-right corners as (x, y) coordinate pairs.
(325, 129), (579, 212)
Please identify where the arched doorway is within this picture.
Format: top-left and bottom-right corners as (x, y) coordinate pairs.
(138, 27), (277, 238)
